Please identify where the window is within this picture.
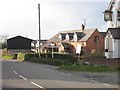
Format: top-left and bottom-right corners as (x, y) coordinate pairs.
(94, 36), (99, 43)
(118, 1), (120, 21)
(117, 11), (120, 21)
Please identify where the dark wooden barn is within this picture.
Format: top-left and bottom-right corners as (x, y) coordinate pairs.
(7, 36), (33, 53)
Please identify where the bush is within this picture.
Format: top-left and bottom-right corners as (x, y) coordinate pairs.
(17, 53), (25, 61)
(24, 53), (77, 64)
(3, 55), (13, 60)
(24, 54), (35, 61)
(28, 57), (67, 66)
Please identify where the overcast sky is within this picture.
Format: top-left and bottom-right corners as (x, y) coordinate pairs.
(0, 0), (110, 40)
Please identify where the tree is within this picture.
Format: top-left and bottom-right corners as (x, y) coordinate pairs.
(0, 34), (9, 49)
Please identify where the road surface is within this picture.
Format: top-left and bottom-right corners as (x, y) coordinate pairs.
(1, 59), (119, 90)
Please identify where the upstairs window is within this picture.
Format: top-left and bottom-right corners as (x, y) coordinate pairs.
(94, 36), (99, 43)
(117, 11), (120, 21)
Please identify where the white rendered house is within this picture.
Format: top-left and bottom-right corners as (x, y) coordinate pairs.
(104, 0), (120, 58)
(105, 28), (120, 58)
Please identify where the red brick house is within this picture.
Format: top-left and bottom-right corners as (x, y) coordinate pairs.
(41, 25), (104, 55)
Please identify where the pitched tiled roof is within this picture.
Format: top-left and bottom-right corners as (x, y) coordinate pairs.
(79, 29), (96, 41)
(108, 28), (120, 39)
(48, 28), (96, 42)
(100, 32), (106, 38)
(61, 43), (70, 48)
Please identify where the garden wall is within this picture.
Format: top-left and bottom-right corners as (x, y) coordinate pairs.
(84, 58), (119, 68)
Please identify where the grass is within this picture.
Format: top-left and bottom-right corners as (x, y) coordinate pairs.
(3, 55), (13, 60)
(17, 53), (25, 61)
(58, 64), (119, 72)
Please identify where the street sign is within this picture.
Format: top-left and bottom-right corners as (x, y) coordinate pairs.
(76, 44), (81, 54)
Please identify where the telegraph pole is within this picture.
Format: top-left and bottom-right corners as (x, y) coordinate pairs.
(38, 4), (41, 57)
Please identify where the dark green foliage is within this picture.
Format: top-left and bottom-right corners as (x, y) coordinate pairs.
(24, 53), (77, 66)
(28, 57), (66, 66)
(24, 54), (35, 61)
(24, 53), (77, 62)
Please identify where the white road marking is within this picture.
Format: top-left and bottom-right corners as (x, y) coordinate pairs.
(19, 75), (27, 80)
(104, 83), (111, 86)
(30, 82), (44, 89)
(13, 70), (18, 74)
(91, 80), (98, 83)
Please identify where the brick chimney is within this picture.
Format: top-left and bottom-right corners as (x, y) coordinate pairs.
(81, 24), (85, 32)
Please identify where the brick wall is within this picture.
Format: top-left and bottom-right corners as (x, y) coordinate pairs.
(84, 58), (119, 68)
(86, 29), (104, 54)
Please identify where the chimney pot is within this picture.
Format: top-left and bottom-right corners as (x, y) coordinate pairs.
(81, 24), (85, 32)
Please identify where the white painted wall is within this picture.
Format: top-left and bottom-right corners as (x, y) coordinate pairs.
(114, 39), (118, 58)
(107, 0), (120, 28)
(105, 31), (114, 58)
(66, 34), (69, 41)
(118, 40), (120, 58)
(74, 33), (77, 42)
(114, 39), (120, 58)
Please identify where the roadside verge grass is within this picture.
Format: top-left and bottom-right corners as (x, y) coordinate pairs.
(58, 64), (119, 72)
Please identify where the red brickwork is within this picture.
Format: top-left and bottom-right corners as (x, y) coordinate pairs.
(86, 29), (104, 54)
(84, 58), (119, 68)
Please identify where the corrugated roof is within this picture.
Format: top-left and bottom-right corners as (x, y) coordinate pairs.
(7, 35), (33, 41)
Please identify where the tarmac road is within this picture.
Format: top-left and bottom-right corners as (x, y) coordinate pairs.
(1, 59), (119, 90)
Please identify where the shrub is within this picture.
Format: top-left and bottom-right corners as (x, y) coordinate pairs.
(17, 53), (25, 60)
(3, 55), (13, 60)
(24, 53), (35, 61)
(24, 53), (77, 64)
(28, 57), (67, 66)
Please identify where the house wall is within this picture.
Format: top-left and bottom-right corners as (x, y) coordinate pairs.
(70, 42), (83, 54)
(118, 40), (120, 58)
(86, 30), (104, 54)
(59, 45), (64, 52)
(107, 0), (120, 28)
(66, 34), (69, 41)
(104, 31), (120, 59)
(114, 39), (120, 58)
(74, 33), (77, 42)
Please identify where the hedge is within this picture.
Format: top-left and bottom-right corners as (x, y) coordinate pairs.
(24, 53), (77, 65)
(28, 57), (67, 66)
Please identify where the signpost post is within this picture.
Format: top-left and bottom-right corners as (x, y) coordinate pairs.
(51, 43), (55, 58)
(76, 44), (81, 62)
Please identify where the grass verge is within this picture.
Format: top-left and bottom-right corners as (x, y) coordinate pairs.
(58, 64), (119, 72)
